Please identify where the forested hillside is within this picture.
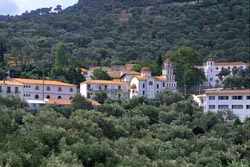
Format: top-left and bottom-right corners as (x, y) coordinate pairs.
(0, 93), (250, 166)
(0, 0), (249, 70)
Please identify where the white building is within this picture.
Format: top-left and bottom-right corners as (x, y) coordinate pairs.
(0, 78), (77, 109)
(0, 80), (24, 99)
(129, 59), (177, 99)
(203, 88), (250, 120)
(80, 79), (129, 100)
(197, 59), (248, 87)
(80, 59), (177, 100)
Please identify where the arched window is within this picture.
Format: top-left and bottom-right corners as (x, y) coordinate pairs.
(58, 87), (62, 92)
(46, 95), (50, 99)
(58, 96), (62, 99)
(35, 95), (39, 99)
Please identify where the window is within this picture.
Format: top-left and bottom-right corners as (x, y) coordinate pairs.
(7, 87), (11, 93)
(46, 95), (50, 99)
(157, 84), (159, 89)
(35, 95), (39, 99)
(69, 96), (73, 100)
(0, 86), (2, 92)
(163, 82), (165, 87)
(47, 86), (51, 91)
(247, 96), (250, 100)
(104, 85), (108, 90)
(118, 86), (121, 90)
(209, 96), (215, 100)
(149, 81), (153, 86)
(143, 91), (145, 95)
(87, 84), (91, 89)
(218, 105), (229, 109)
(15, 87), (19, 93)
(99, 86), (102, 90)
(35, 86), (39, 90)
(58, 96), (62, 99)
(142, 83), (145, 88)
(58, 87), (62, 92)
(232, 96), (243, 100)
(247, 105), (250, 109)
(232, 105), (243, 109)
(209, 105), (216, 109)
(24, 94), (30, 97)
(218, 96), (229, 100)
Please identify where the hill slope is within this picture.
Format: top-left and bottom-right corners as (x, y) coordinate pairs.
(0, 0), (249, 68)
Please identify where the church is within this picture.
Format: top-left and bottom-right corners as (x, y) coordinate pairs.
(80, 59), (177, 100)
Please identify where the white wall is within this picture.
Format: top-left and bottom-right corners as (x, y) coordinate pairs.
(204, 95), (250, 120)
(0, 84), (24, 99)
(22, 84), (77, 101)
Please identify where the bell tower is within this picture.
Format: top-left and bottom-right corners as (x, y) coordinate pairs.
(162, 58), (175, 82)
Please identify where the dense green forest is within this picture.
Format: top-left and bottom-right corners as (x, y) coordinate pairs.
(0, 92), (250, 167)
(0, 0), (249, 71)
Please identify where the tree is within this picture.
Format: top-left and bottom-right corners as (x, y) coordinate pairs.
(0, 39), (7, 63)
(71, 95), (93, 110)
(158, 91), (184, 106)
(169, 47), (205, 92)
(53, 42), (69, 71)
(92, 68), (111, 80)
(223, 67), (250, 88)
(132, 64), (142, 72)
(54, 5), (63, 13)
(218, 68), (231, 80)
(94, 92), (108, 104)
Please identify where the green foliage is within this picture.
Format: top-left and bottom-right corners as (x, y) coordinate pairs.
(94, 92), (108, 104)
(170, 47), (206, 90)
(53, 42), (69, 71)
(132, 64), (142, 72)
(218, 68), (231, 80)
(0, 0), (249, 72)
(223, 67), (250, 89)
(0, 93), (249, 166)
(71, 94), (93, 110)
(49, 42), (84, 84)
(92, 68), (112, 80)
(0, 96), (27, 109)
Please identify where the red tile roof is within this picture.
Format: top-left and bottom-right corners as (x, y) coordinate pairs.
(11, 78), (76, 87)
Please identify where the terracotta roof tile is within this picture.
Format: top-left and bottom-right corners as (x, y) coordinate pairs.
(215, 62), (247, 66)
(135, 76), (147, 81)
(83, 80), (124, 85)
(11, 78), (76, 87)
(205, 88), (250, 95)
(107, 71), (122, 79)
(0, 80), (24, 86)
(154, 76), (166, 81)
(47, 99), (72, 105)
